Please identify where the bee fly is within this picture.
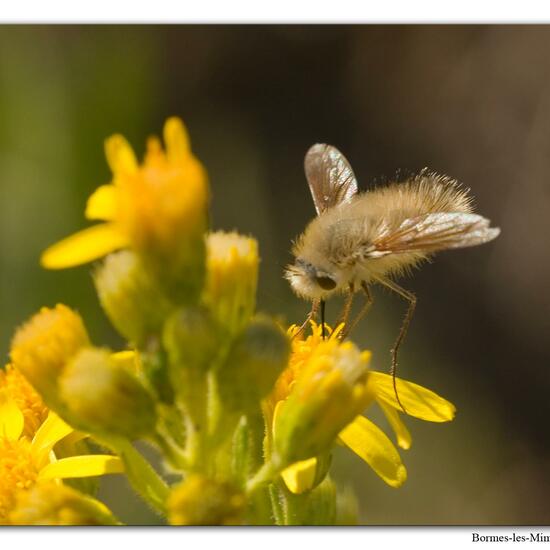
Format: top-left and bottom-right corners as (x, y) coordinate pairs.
(285, 144), (500, 409)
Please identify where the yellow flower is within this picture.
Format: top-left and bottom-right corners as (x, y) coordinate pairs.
(271, 326), (375, 468)
(41, 117), (208, 271)
(0, 398), (123, 522)
(270, 322), (455, 494)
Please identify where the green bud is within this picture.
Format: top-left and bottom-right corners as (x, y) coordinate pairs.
(9, 304), (90, 405)
(163, 306), (221, 378)
(59, 348), (157, 440)
(167, 475), (246, 525)
(94, 250), (173, 347)
(217, 316), (290, 415)
(9, 482), (120, 525)
(203, 231), (259, 337)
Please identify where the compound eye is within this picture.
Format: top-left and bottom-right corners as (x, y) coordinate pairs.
(315, 275), (337, 290)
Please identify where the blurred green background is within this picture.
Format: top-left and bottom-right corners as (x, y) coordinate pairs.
(0, 25), (549, 525)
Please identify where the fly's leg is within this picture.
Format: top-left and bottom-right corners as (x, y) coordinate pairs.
(340, 282), (373, 340)
(377, 277), (417, 414)
(292, 299), (320, 340)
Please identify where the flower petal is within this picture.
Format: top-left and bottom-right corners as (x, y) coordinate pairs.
(41, 223), (129, 269)
(339, 415), (407, 488)
(163, 117), (191, 163)
(378, 401), (412, 450)
(281, 457), (318, 495)
(370, 371), (456, 422)
(85, 184), (118, 221)
(0, 395), (24, 441)
(104, 134), (138, 176)
(37, 455), (124, 481)
(111, 350), (138, 373)
(32, 412), (73, 456)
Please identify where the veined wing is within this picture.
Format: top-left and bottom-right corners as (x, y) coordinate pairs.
(304, 144), (358, 215)
(365, 212), (500, 257)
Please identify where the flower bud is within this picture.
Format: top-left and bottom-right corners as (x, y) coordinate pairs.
(94, 250), (173, 346)
(59, 348), (157, 439)
(167, 475), (245, 525)
(272, 340), (374, 467)
(217, 316), (290, 415)
(203, 231), (259, 337)
(8, 482), (119, 525)
(10, 305), (90, 400)
(163, 306), (221, 376)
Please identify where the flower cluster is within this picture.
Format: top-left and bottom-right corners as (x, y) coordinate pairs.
(0, 118), (456, 525)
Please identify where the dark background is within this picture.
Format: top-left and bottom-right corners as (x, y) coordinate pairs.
(0, 25), (548, 524)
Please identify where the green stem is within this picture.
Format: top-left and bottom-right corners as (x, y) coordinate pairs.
(246, 460), (278, 495)
(269, 484), (285, 526)
(99, 435), (170, 515)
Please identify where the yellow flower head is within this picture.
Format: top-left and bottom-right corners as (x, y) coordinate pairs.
(167, 474), (246, 526)
(271, 325), (374, 467)
(10, 304), (90, 400)
(0, 365), (48, 438)
(203, 231), (259, 336)
(269, 322), (455, 494)
(0, 399), (122, 522)
(8, 482), (120, 526)
(41, 117), (209, 304)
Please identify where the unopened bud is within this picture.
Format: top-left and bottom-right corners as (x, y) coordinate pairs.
(8, 483), (120, 525)
(59, 348), (156, 439)
(217, 316), (290, 415)
(203, 231), (259, 336)
(94, 250), (173, 346)
(10, 305), (90, 400)
(163, 306), (220, 376)
(167, 475), (245, 525)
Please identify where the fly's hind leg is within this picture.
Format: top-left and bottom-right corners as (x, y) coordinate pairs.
(340, 282), (373, 340)
(292, 299), (320, 340)
(376, 277), (417, 413)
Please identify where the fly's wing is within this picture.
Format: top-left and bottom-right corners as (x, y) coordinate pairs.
(304, 144), (358, 215)
(365, 212), (500, 257)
